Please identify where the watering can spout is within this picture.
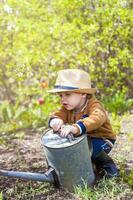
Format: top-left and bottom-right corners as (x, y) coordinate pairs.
(0, 168), (58, 185)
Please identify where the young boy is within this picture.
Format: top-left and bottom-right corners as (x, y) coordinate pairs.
(48, 69), (119, 178)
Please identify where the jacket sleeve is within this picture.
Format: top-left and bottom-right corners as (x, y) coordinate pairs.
(49, 106), (68, 124)
(74, 103), (107, 134)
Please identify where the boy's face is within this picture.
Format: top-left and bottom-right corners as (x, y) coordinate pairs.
(58, 92), (87, 111)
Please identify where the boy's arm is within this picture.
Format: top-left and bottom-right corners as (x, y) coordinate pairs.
(59, 106), (107, 137)
(74, 103), (107, 135)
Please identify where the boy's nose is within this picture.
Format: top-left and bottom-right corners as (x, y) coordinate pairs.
(61, 97), (65, 102)
(61, 96), (66, 103)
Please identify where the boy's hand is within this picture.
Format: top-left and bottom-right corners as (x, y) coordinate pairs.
(50, 118), (64, 132)
(60, 125), (78, 137)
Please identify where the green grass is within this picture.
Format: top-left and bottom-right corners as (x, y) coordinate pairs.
(75, 177), (132, 200)
(1, 179), (53, 200)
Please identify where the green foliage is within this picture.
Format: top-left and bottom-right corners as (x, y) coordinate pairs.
(0, 0), (132, 100)
(122, 170), (133, 186)
(102, 91), (133, 114)
(120, 162), (133, 186)
(126, 170), (133, 186)
(109, 113), (121, 134)
(0, 192), (2, 200)
(0, 91), (59, 133)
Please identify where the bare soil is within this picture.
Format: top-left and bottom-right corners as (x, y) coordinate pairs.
(0, 129), (133, 200)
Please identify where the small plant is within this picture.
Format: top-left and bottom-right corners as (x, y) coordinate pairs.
(109, 113), (121, 134)
(102, 91), (133, 115)
(126, 170), (133, 186)
(120, 162), (133, 187)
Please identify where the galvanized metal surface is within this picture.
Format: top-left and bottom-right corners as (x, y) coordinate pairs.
(42, 129), (95, 191)
(0, 168), (54, 183)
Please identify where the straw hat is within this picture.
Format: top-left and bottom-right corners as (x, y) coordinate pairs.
(49, 69), (97, 94)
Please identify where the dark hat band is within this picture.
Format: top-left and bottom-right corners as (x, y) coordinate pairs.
(55, 85), (79, 90)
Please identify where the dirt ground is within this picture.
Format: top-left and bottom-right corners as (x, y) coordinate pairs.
(0, 129), (133, 200)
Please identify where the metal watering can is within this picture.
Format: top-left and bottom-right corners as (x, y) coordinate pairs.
(0, 129), (95, 191)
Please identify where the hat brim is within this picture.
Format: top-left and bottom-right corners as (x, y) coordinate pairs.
(48, 88), (97, 94)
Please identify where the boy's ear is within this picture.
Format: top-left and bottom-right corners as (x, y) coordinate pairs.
(82, 94), (87, 98)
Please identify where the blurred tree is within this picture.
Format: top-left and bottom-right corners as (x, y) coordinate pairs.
(0, 0), (132, 103)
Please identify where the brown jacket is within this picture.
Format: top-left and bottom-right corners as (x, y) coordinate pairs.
(50, 97), (116, 140)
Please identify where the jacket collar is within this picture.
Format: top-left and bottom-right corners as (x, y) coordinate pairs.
(73, 99), (89, 114)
